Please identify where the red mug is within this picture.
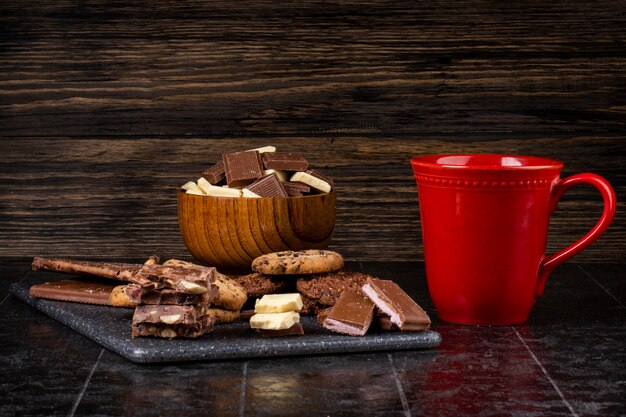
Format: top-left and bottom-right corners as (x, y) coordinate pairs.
(411, 154), (616, 325)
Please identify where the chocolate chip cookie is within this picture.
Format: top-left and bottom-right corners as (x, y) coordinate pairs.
(231, 272), (290, 298)
(252, 250), (343, 275)
(296, 270), (370, 307)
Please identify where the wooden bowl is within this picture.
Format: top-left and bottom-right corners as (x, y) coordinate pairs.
(178, 190), (336, 272)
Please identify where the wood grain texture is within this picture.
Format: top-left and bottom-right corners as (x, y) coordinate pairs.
(0, 1), (624, 262)
(0, 0), (625, 136)
(1, 136), (623, 262)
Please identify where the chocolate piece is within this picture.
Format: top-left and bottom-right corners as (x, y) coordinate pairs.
(131, 315), (214, 338)
(306, 169), (334, 188)
(255, 293), (303, 313)
(223, 150), (264, 187)
(250, 311), (300, 330)
(29, 279), (117, 306)
(316, 306), (332, 325)
(136, 264), (216, 295)
(261, 152), (308, 171)
(290, 172), (331, 193)
(258, 322), (304, 337)
(132, 304), (207, 325)
(202, 160), (226, 185)
(361, 277), (431, 331)
(124, 283), (218, 306)
(244, 173), (288, 197)
(282, 181), (310, 196)
(323, 291), (375, 336)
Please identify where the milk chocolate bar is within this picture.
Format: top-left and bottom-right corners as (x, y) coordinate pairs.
(258, 322), (304, 337)
(202, 160), (226, 185)
(262, 152), (308, 171)
(361, 277), (431, 331)
(322, 291), (374, 336)
(29, 279), (117, 306)
(223, 150), (264, 187)
(244, 173), (288, 197)
(131, 316), (214, 339)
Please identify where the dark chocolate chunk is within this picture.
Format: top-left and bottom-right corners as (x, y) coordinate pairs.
(323, 291), (375, 336)
(244, 173), (288, 197)
(361, 277), (431, 331)
(283, 181), (311, 196)
(223, 150), (264, 187)
(262, 152), (308, 171)
(202, 160), (226, 185)
(258, 322), (304, 337)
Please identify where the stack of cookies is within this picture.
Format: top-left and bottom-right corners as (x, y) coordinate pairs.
(235, 249), (370, 315)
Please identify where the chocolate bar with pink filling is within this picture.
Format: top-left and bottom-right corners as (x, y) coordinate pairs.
(361, 277), (431, 331)
(322, 291), (375, 336)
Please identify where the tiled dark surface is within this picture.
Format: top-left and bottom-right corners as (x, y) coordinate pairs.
(1, 258), (625, 416)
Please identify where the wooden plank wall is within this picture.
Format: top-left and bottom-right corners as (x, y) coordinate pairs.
(1, 1), (625, 263)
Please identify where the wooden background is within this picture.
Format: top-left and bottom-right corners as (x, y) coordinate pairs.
(1, 0), (624, 263)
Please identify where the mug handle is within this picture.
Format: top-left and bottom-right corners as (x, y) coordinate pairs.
(535, 173), (616, 298)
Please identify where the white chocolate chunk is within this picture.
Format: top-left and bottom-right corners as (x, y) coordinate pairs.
(248, 145), (276, 153)
(186, 189), (204, 196)
(254, 293), (303, 313)
(159, 314), (182, 324)
(290, 172), (331, 193)
(263, 169), (288, 182)
(242, 188), (261, 198)
(182, 181), (206, 195)
(249, 311), (300, 330)
(196, 178), (242, 197)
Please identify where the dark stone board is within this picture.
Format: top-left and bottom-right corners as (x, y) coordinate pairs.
(10, 280), (441, 364)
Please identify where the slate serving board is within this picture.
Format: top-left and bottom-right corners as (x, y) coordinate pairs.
(10, 279), (441, 364)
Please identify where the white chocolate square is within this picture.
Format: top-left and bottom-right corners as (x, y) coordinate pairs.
(249, 311), (300, 330)
(290, 172), (331, 193)
(254, 293), (303, 313)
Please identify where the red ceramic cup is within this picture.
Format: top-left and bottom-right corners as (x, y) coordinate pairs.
(411, 154), (616, 325)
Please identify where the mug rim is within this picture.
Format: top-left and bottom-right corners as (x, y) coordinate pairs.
(411, 154), (564, 171)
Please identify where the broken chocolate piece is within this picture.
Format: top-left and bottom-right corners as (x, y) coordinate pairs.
(258, 322), (304, 337)
(202, 160), (226, 185)
(132, 304), (207, 325)
(361, 277), (431, 331)
(29, 279), (117, 306)
(323, 291), (375, 336)
(244, 173), (288, 197)
(223, 150), (264, 187)
(136, 264), (216, 295)
(131, 315), (214, 338)
(124, 283), (218, 306)
(283, 181), (310, 196)
(262, 152), (308, 171)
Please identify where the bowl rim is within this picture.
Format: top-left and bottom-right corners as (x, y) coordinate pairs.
(177, 189), (336, 200)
